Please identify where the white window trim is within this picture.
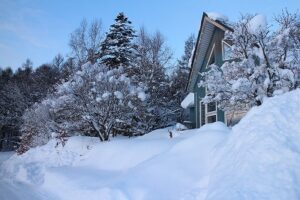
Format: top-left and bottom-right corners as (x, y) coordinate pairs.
(200, 100), (218, 126)
(199, 100), (204, 126)
(199, 100), (201, 127)
(204, 87), (217, 112)
(196, 98), (198, 127)
(206, 43), (215, 68)
(222, 40), (232, 61)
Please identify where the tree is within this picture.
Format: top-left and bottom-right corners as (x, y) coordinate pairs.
(100, 12), (138, 69)
(0, 59), (63, 151)
(69, 19), (103, 65)
(199, 11), (300, 112)
(129, 27), (175, 131)
(177, 34), (196, 71)
(273, 9), (300, 88)
(17, 100), (54, 154)
(0, 67), (13, 90)
(60, 57), (78, 81)
(18, 61), (146, 153)
(170, 34), (196, 122)
(22, 58), (33, 69)
(32, 63), (61, 99)
(52, 54), (64, 69)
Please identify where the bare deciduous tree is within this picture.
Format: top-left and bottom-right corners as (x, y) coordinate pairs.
(69, 19), (103, 65)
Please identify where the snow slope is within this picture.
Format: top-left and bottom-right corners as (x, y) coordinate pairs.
(1, 89), (300, 200)
(204, 89), (300, 200)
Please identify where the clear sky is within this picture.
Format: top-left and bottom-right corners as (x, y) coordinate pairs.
(0, 0), (298, 70)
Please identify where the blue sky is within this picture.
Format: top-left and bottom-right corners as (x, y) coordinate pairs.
(0, 0), (298, 70)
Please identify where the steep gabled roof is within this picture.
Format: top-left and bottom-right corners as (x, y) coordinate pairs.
(186, 12), (233, 92)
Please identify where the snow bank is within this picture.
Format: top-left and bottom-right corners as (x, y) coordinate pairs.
(2, 90), (300, 200)
(181, 92), (194, 108)
(0, 137), (97, 184)
(206, 12), (228, 23)
(0, 123), (230, 200)
(175, 123), (188, 131)
(202, 89), (300, 200)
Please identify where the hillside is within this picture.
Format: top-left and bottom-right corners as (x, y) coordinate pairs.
(1, 89), (300, 200)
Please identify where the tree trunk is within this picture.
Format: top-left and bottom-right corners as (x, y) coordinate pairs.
(91, 121), (105, 142)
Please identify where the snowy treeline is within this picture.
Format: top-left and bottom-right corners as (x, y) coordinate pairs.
(7, 12), (194, 153)
(0, 58), (66, 151)
(200, 9), (300, 112)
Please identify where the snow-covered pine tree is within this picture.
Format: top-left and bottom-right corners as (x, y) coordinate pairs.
(170, 34), (195, 122)
(177, 34), (196, 72)
(100, 12), (138, 69)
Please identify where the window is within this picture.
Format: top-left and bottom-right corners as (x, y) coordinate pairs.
(206, 44), (215, 68)
(207, 115), (217, 123)
(200, 101), (218, 126)
(207, 102), (216, 113)
(222, 40), (232, 61)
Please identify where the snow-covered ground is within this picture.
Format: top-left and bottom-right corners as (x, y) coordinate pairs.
(1, 89), (300, 200)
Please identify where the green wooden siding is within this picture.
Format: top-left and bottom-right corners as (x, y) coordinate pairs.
(191, 27), (226, 128)
(189, 107), (196, 128)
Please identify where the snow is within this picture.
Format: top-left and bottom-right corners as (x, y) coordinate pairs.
(113, 91), (124, 99)
(188, 46), (196, 68)
(0, 152), (13, 164)
(137, 91), (146, 101)
(203, 89), (300, 200)
(101, 92), (111, 99)
(206, 12), (228, 23)
(181, 92), (194, 108)
(175, 123), (188, 131)
(1, 90), (300, 199)
(248, 14), (267, 34)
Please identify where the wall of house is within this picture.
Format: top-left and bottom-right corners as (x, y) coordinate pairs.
(189, 107), (196, 128)
(192, 27), (226, 128)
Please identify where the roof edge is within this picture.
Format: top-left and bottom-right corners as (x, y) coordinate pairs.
(186, 12), (233, 92)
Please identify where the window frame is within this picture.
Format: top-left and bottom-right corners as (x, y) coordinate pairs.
(206, 43), (216, 68)
(222, 40), (232, 61)
(200, 99), (218, 126)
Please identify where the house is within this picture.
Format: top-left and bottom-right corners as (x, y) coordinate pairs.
(183, 12), (245, 128)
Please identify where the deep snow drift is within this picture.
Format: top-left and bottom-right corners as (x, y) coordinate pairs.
(1, 89), (300, 200)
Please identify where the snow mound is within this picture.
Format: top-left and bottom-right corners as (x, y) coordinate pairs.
(2, 90), (300, 200)
(248, 14), (267, 34)
(181, 92), (194, 108)
(175, 123), (188, 131)
(206, 12), (228, 23)
(203, 89), (300, 200)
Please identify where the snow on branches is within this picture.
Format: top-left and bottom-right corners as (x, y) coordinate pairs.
(200, 11), (300, 112)
(18, 62), (146, 153)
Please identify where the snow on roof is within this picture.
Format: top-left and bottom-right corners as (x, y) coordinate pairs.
(181, 93), (194, 109)
(188, 46), (196, 68)
(248, 14), (267, 34)
(206, 12), (228, 23)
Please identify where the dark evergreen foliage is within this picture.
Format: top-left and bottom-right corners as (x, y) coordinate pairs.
(170, 35), (195, 122)
(100, 12), (138, 69)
